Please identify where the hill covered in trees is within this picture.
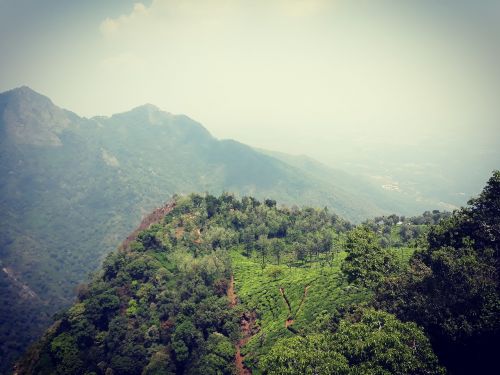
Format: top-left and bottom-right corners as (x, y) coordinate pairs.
(0, 86), (454, 371)
(15, 171), (500, 374)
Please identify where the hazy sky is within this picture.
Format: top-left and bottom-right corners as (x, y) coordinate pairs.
(1, 0), (499, 166)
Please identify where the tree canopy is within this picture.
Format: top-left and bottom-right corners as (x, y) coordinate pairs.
(261, 308), (444, 375)
(376, 171), (500, 374)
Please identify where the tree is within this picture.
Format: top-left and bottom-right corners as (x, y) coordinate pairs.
(427, 170), (500, 255)
(376, 171), (500, 374)
(341, 226), (399, 288)
(171, 319), (201, 363)
(292, 241), (306, 264)
(261, 308), (444, 375)
(142, 349), (176, 375)
(264, 199), (277, 208)
(50, 333), (84, 374)
(270, 238), (285, 265)
(256, 235), (270, 269)
(194, 333), (235, 375)
(260, 334), (349, 375)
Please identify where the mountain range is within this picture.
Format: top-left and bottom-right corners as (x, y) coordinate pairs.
(0, 86), (463, 371)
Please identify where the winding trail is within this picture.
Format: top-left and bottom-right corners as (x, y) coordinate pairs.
(228, 275), (253, 375)
(295, 285), (311, 317)
(279, 284), (311, 330)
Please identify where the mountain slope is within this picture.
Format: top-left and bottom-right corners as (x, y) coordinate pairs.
(16, 193), (443, 375)
(0, 86), (388, 372)
(0, 86), (461, 372)
(258, 148), (458, 215)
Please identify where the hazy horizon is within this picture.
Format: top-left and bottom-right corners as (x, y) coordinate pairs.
(1, 0), (499, 197)
(1, 3), (500, 372)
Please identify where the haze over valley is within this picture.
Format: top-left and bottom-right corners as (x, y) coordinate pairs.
(0, 1), (499, 374)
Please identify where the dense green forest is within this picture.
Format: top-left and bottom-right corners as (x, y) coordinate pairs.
(15, 171), (500, 374)
(0, 87), (442, 372)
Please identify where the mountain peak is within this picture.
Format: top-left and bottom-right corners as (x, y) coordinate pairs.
(12, 85), (36, 93)
(2, 86), (52, 104)
(0, 86), (70, 146)
(133, 103), (160, 112)
(110, 103), (171, 125)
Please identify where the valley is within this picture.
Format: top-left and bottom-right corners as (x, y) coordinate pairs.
(0, 87), (464, 373)
(1, 1), (499, 373)
(15, 176), (500, 374)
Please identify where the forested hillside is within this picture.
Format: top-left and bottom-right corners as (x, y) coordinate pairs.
(15, 171), (499, 374)
(15, 194), (439, 374)
(0, 86), (446, 372)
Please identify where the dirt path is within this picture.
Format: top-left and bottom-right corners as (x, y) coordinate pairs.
(279, 287), (294, 328)
(228, 275), (253, 375)
(295, 285), (311, 317)
(279, 284), (311, 330)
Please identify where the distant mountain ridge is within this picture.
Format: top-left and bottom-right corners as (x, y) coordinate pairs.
(0, 86), (435, 372)
(257, 148), (453, 215)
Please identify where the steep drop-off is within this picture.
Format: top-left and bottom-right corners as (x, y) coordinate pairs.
(0, 86), (400, 371)
(15, 193), (446, 375)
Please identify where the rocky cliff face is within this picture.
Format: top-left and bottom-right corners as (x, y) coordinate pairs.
(1, 86), (72, 146)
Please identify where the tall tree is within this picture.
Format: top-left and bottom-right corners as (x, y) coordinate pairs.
(261, 308), (444, 375)
(376, 171), (500, 374)
(341, 226), (399, 289)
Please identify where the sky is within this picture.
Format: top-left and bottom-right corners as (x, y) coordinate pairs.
(1, 0), (499, 170)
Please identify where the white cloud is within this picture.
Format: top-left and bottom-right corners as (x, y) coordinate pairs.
(88, 0), (500, 165)
(99, 2), (149, 37)
(99, 0), (329, 37)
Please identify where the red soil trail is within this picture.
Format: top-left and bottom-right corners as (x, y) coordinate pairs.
(228, 275), (254, 375)
(235, 346), (249, 375)
(279, 284), (311, 330)
(295, 285), (311, 317)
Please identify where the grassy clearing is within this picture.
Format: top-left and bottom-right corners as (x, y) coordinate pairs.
(230, 248), (369, 372)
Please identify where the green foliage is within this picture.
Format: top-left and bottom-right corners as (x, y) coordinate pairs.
(50, 333), (83, 374)
(231, 250), (368, 371)
(18, 189), (485, 374)
(1, 87), (392, 373)
(14, 196), (243, 374)
(195, 333), (236, 375)
(126, 299), (138, 316)
(363, 211), (450, 249)
(261, 334), (349, 374)
(341, 226), (400, 288)
(376, 171), (500, 374)
(142, 349), (175, 375)
(261, 308), (445, 375)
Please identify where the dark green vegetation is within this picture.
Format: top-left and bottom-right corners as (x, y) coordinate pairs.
(1, 85), (498, 374)
(0, 86), (448, 372)
(16, 193), (352, 374)
(376, 171), (500, 374)
(19, 174), (500, 374)
(17, 209), (240, 374)
(363, 211), (452, 249)
(233, 172), (499, 374)
(260, 308), (444, 375)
